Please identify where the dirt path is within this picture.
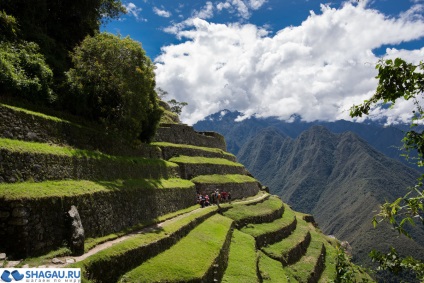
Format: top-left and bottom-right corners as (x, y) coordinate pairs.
(40, 192), (269, 267)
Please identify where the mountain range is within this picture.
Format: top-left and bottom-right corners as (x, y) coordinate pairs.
(194, 111), (424, 267)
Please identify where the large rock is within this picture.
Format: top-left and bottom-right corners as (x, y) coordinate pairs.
(66, 206), (85, 256)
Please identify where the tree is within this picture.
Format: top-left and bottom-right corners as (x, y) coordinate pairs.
(350, 58), (424, 280)
(0, 0), (125, 77)
(168, 99), (188, 115)
(65, 33), (162, 142)
(0, 11), (53, 103)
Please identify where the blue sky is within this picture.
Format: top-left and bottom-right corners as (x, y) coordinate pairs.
(104, 0), (424, 125)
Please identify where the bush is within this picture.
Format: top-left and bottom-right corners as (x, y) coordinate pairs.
(65, 33), (162, 142)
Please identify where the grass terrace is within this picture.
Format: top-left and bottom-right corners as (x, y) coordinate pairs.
(1, 103), (74, 124)
(318, 243), (337, 283)
(119, 214), (233, 283)
(169, 155), (244, 166)
(258, 252), (291, 283)
(191, 174), (257, 184)
(0, 138), (166, 164)
(262, 216), (311, 262)
(223, 195), (283, 223)
(285, 232), (325, 282)
(0, 178), (194, 200)
(152, 142), (235, 158)
(222, 230), (259, 283)
(73, 205), (220, 282)
(240, 204), (296, 238)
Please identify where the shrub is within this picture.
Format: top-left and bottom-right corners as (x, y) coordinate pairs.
(65, 33), (162, 142)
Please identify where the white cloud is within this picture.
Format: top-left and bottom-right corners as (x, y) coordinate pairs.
(153, 7), (172, 18)
(155, 2), (424, 125)
(124, 3), (143, 21)
(248, 0), (267, 10)
(193, 1), (215, 19)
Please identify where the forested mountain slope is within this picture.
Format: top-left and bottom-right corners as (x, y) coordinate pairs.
(237, 125), (424, 266)
(194, 110), (417, 171)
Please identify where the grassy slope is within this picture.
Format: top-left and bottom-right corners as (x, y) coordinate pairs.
(262, 217), (310, 260)
(0, 178), (194, 200)
(258, 252), (292, 283)
(222, 230), (259, 283)
(223, 195), (283, 222)
(0, 138), (167, 164)
(241, 204), (296, 238)
(119, 214), (233, 283)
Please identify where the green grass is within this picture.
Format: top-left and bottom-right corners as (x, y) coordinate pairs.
(223, 195), (283, 222)
(0, 178), (194, 200)
(262, 217), (310, 261)
(1, 103), (73, 124)
(284, 233), (324, 283)
(241, 204), (296, 238)
(0, 138), (172, 166)
(119, 214), (233, 282)
(169, 155), (244, 166)
(191, 174), (257, 184)
(159, 109), (180, 124)
(222, 230), (259, 283)
(258, 252), (292, 283)
(73, 206), (219, 274)
(152, 141), (236, 158)
(318, 243), (337, 283)
(17, 247), (72, 267)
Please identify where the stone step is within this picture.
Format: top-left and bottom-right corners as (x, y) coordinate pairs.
(241, 204), (297, 248)
(0, 103), (160, 158)
(262, 217), (311, 266)
(191, 174), (261, 200)
(223, 195), (284, 228)
(169, 155), (249, 179)
(72, 206), (219, 283)
(0, 138), (179, 183)
(119, 214), (233, 283)
(222, 230), (259, 283)
(0, 178), (196, 258)
(152, 141), (236, 161)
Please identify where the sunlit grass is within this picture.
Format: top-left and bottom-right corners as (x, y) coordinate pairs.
(222, 230), (259, 283)
(0, 178), (194, 200)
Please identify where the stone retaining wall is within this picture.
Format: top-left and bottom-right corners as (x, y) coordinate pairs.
(0, 149), (179, 183)
(308, 244), (326, 283)
(193, 182), (260, 200)
(255, 217), (297, 248)
(158, 145), (236, 162)
(281, 231), (311, 266)
(154, 124), (226, 150)
(0, 186), (197, 258)
(235, 205), (284, 228)
(0, 104), (160, 158)
(176, 163), (248, 179)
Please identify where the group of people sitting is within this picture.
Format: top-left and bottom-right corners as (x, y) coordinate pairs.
(196, 190), (232, 208)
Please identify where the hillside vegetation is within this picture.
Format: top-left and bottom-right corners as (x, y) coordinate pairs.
(0, 103), (372, 282)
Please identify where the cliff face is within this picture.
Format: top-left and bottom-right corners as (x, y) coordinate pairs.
(0, 103), (370, 282)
